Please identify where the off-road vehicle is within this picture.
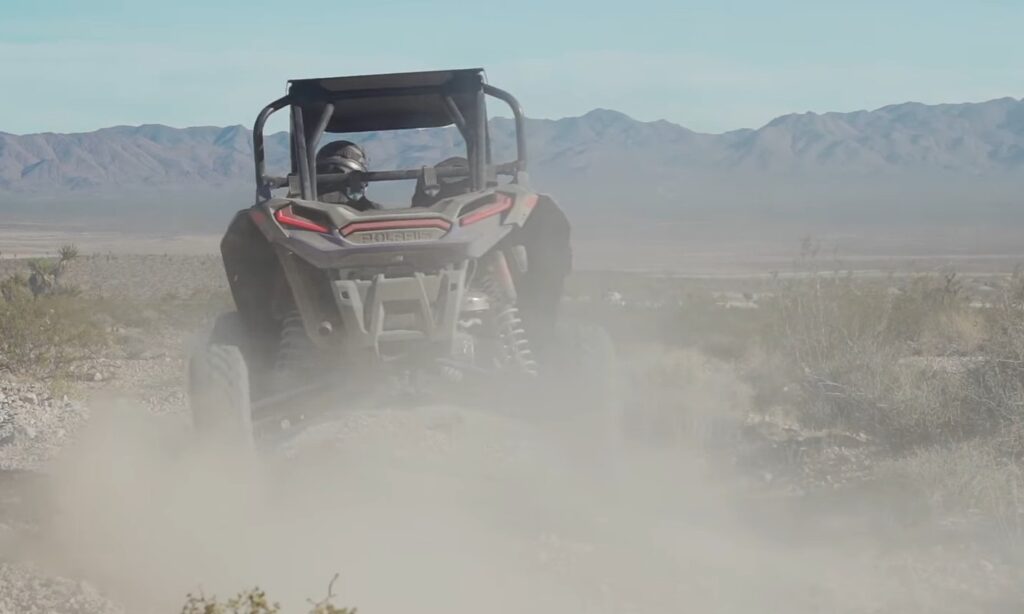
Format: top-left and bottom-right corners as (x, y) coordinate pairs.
(188, 68), (615, 450)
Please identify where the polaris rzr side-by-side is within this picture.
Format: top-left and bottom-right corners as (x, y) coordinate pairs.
(188, 68), (616, 450)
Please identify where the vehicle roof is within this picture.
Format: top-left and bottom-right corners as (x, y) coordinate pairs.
(287, 68), (485, 134)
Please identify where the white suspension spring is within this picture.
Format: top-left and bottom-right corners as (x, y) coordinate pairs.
(495, 305), (538, 376)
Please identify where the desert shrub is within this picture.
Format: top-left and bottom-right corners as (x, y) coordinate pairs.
(182, 588), (281, 614)
(758, 271), (1000, 449)
(980, 271), (1024, 361)
(767, 274), (891, 364)
(58, 244), (79, 262)
(882, 361), (981, 444)
(875, 440), (1024, 538)
(959, 275), (1024, 455)
(761, 275), (892, 434)
(181, 579), (355, 614)
(0, 272), (31, 302)
(0, 250), (232, 375)
(885, 271), (985, 355)
(25, 244), (80, 297)
(0, 292), (108, 375)
(0, 249), (108, 375)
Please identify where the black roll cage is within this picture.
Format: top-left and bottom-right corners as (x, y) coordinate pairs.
(252, 78), (528, 201)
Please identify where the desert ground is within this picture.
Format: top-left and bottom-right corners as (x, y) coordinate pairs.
(1, 229), (1024, 613)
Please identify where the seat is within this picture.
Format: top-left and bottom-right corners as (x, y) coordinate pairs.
(411, 157), (472, 207)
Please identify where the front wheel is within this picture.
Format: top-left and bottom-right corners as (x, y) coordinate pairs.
(187, 312), (255, 455)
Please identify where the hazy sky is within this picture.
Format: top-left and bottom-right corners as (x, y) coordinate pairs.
(2, 0), (1021, 134)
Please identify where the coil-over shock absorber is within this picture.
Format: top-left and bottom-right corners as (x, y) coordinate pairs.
(479, 250), (538, 376)
(494, 304), (537, 375)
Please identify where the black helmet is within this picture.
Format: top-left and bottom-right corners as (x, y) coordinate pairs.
(316, 140), (368, 200)
(316, 140), (368, 175)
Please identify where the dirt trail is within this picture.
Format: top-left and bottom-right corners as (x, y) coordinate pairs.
(4, 392), (1019, 614)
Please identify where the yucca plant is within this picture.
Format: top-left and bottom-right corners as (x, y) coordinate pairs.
(26, 243), (80, 297)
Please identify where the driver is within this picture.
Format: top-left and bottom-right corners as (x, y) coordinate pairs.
(315, 140), (380, 210)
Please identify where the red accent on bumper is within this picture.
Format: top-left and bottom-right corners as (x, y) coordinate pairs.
(274, 206), (330, 233)
(459, 194), (514, 226)
(340, 218), (452, 237)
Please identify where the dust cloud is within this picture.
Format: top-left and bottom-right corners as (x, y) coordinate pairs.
(6, 353), (980, 613)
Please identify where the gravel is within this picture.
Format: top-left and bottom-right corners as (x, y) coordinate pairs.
(0, 564), (122, 614)
(0, 375), (149, 614)
(0, 379), (88, 472)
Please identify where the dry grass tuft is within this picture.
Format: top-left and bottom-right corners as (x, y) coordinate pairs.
(759, 269), (1024, 450)
(0, 292), (108, 376)
(875, 441), (1024, 538)
(180, 576), (356, 614)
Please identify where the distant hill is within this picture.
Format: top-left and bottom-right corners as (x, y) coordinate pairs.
(2, 97), (1022, 231)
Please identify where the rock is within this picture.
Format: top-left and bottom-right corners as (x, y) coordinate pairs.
(22, 426), (36, 440)
(0, 409), (13, 446)
(0, 380), (90, 470)
(0, 562), (124, 613)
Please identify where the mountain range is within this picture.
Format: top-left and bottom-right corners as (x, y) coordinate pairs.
(1, 97), (1022, 230)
